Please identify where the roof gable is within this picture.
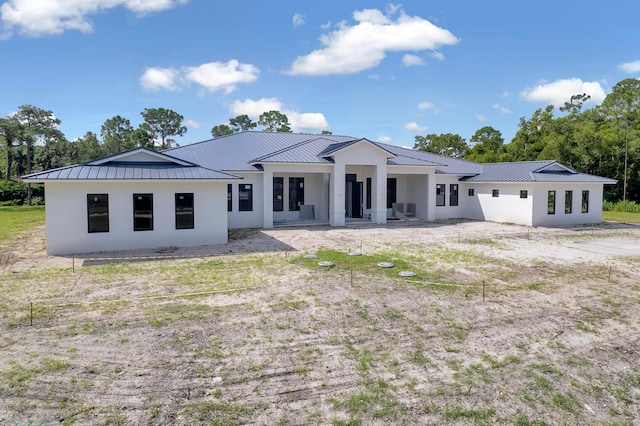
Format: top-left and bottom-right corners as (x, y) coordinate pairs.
(88, 147), (195, 166)
(319, 138), (396, 158)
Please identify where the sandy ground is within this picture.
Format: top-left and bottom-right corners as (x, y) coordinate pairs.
(1, 220), (639, 425)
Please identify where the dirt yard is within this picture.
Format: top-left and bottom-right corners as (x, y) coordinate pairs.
(1, 220), (639, 425)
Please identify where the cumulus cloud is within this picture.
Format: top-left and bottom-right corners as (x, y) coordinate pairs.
(320, 21), (332, 29)
(140, 59), (259, 94)
(292, 12), (305, 26)
(230, 97), (329, 132)
(619, 60), (640, 74)
(140, 67), (180, 91)
(402, 54), (424, 67)
(377, 136), (392, 143)
(520, 78), (606, 107)
(404, 121), (427, 132)
(288, 7), (459, 75)
(183, 60), (259, 94)
(418, 101), (438, 113)
(184, 119), (200, 129)
(430, 51), (445, 61)
(492, 103), (512, 114)
(1, 0), (188, 37)
(475, 114), (488, 122)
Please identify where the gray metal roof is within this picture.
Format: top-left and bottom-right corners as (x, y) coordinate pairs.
(461, 161), (617, 183)
(251, 137), (338, 164)
(374, 142), (481, 175)
(23, 162), (240, 181)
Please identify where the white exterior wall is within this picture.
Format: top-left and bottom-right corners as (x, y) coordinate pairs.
(466, 183), (534, 225)
(433, 175), (467, 221)
(531, 183), (604, 226)
(228, 173), (263, 229)
(44, 180), (228, 255)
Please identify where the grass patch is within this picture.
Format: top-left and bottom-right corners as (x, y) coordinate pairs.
(603, 211), (640, 224)
(0, 205), (45, 244)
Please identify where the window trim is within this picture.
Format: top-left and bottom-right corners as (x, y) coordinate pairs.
(239, 184), (253, 212)
(175, 193), (194, 230)
(520, 190), (528, 199)
(133, 193), (154, 231)
(468, 188), (474, 196)
(436, 184), (446, 206)
(492, 189), (499, 198)
(87, 194), (109, 233)
(582, 190), (589, 213)
(564, 190), (573, 214)
(227, 184), (232, 212)
(547, 190), (556, 215)
(449, 184), (459, 206)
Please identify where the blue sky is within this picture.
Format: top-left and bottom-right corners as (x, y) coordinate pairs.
(1, 0), (639, 148)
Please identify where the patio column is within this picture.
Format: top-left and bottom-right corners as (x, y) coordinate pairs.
(263, 168), (273, 228)
(330, 161), (345, 226)
(426, 173), (436, 221)
(371, 163), (387, 224)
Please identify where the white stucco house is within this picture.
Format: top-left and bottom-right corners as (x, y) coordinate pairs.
(23, 132), (616, 255)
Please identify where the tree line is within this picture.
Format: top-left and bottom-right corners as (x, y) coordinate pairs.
(1, 78), (638, 203)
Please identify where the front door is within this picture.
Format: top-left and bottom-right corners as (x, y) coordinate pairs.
(345, 174), (363, 218)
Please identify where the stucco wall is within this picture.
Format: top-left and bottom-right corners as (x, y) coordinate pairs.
(468, 183), (534, 225)
(227, 173), (263, 229)
(531, 183), (604, 226)
(44, 181), (228, 255)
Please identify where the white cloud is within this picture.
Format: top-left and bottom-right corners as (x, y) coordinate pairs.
(402, 54), (424, 67)
(292, 12), (305, 27)
(184, 119), (200, 129)
(475, 114), (488, 122)
(619, 60), (640, 74)
(183, 60), (259, 94)
(377, 136), (392, 143)
(1, 0), (188, 37)
(501, 91), (511, 98)
(492, 103), (512, 114)
(430, 51), (444, 61)
(417, 101), (438, 113)
(288, 7), (459, 75)
(404, 121), (427, 132)
(230, 97), (328, 132)
(320, 21), (331, 29)
(139, 67), (180, 91)
(520, 78), (606, 107)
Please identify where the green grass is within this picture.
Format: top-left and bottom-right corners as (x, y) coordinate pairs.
(603, 211), (640, 224)
(0, 205), (45, 244)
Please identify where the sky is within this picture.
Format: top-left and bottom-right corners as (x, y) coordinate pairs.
(1, 0), (640, 148)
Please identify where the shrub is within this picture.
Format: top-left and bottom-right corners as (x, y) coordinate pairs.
(603, 200), (640, 213)
(0, 180), (44, 205)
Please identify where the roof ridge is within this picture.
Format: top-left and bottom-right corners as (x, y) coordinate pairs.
(250, 136), (327, 162)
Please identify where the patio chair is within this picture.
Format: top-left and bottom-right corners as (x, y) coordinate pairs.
(392, 202), (404, 219)
(405, 203), (416, 218)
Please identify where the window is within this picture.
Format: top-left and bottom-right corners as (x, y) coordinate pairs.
(273, 177), (283, 212)
(468, 188), (474, 196)
(289, 177), (304, 211)
(450, 184), (459, 206)
(492, 189), (499, 198)
(547, 190), (556, 215)
(582, 190), (589, 213)
(436, 184), (445, 206)
(239, 184), (253, 211)
(175, 193), (194, 229)
(386, 178), (397, 208)
(565, 190), (573, 214)
(133, 193), (153, 231)
(520, 190), (528, 199)
(227, 184), (232, 212)
(87, 194), (109, 233)
(366, 178), (372, 209)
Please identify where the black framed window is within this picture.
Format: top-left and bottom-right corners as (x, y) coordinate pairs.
(386, 178), (397, 209)
(492, 189), (499, 198)
(520, 190), (528, 199)
(227, 184), (232, 212)
(582, 190), (589, 213)
(175, 193), (194, 229)
(366, 178), (372, 209)
(450, 184), (459, 206)
(436, 184), (445, 206)
(239, 184), (253, 211)
(273, 177), (284, 212)
(289, 177), (304, 211)
(133, 193), (153, 231)
(548, 190), (556, 215)
(565, 190), (572, 214)
(87, 194), (109, 233)
(468, 188), (474, 196)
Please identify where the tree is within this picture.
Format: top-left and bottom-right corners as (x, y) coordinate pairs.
(413, 133), (469, 158)
(467, 126), (505, 162)
(0, 116), (22, 180)
(506, 105), (556, 161)
(229, 114), (257, 132)
(258, 110), (292, 132)
(129, 124), (154, 149)
(36, 131), (72, 170)
(211, 124), (233, 138)
(140, 108), (187, 150)
(321, 130), (333, 135)
(602, 78), (640, 201)
(73, 131), (106, 163)
(101, 115), (134, 155)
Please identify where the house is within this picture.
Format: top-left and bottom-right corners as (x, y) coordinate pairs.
(23, 132), (616, 255)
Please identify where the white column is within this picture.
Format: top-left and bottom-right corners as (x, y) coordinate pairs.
(330, 162), (345, 226)
(371, 163), (387, 224)
(426, 173), (436, 221)
(263, 168), (273, 228)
